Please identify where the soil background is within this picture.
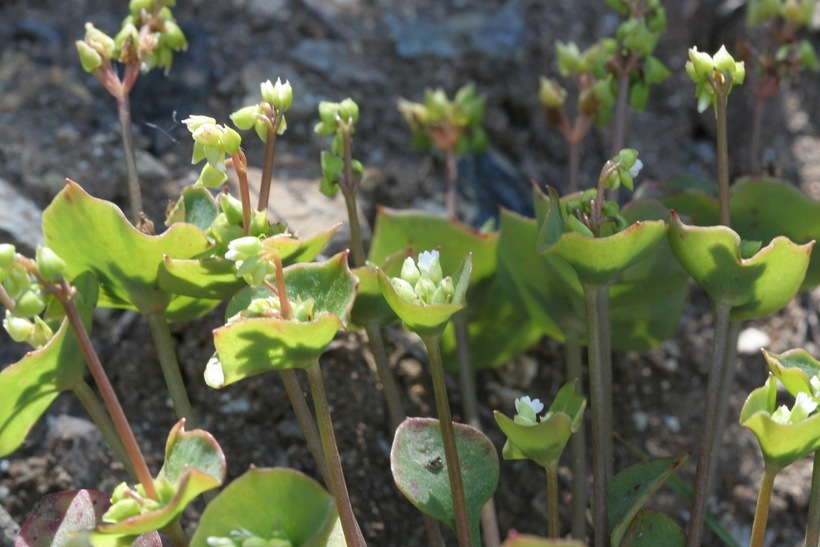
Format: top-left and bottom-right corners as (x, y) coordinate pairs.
(2, 0), (820, 546)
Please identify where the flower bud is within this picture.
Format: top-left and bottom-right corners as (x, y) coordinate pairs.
(538, 77), (567, 109)
(400, 257), (421, 285)
(3, 263), (31, 299)
(226, 236), (264, 263)
(555, 41), (581, 77)
(249, 210), (270, 237)
(414, 277), (437, 303)
(390, 277), (418, 303)
(417, 250), (442, 285)
(338, 98), (359, 124)
(514, 396), (544, 426)
(83, 23), (115, 62)
(4, 311), (34, 343)
(183, 115), (217, 133)
(13, 288), (46, 318)
(230, 105), (261, 131)
(30, 316), (54, 348)
(267, 78), (293, 112)
(220, 126), (242, 155)
(76, 40), (103, 72)
(686, 47), (714, 82)
(161, 20), (187, 51)
(292, 297), (315, 322)
(781, 0), (815, 25)
(797, 40), (820, 69)
(218, 194), (244, 226)
(431, 277), (454, 304)
(204, 353), (225, 389)
(713, 45), (738, 77)
(36, 246), (67, 281)
(746, 0), (781, 25)
(129, 0), (152, 15)
(196, 162), (228, 188)
(0, 244), (15, 270)
(114, 22), (140, 64)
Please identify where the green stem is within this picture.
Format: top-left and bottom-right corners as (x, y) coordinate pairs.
(454, 314), (500, 547)
(343, 190), (366, 271)
(583, 284), (609, 547)
(72, 381), (138, 483)
(163, 518), (189, 547)
(305, 362), (365, 547)
(749, 96), (765, 175)
(715, 93), (731, 227)
(686, 301), (733, 547)
(546, 463), (560, 538)
(146, 313), (197, 428)
(421, 333), (473, 547)
(279, 369), (331, 487)
(257, 116), (282, 212)
(568, 137), (581, 195)
(445, 148), (459, 221)
(598, 288), (613, 480)
(231, 151), (252, 235)
(564, 325), (587, 540)
(806, 450), (820, 547)
(59, 287), (156, 499)
(707, 320), (741, 497)
(364, 324), (406, 430)
(750, 467), (778, 547)
(116, 91), (143, 225)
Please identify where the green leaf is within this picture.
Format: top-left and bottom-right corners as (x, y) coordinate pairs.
(164, 186), (219, 230)
(157, 226), (339, 300)
(0, 272), (98, 457)
(500, 535), (586, 547)
(621, 508), (686, 546)
(537, 187), (667, 288)
(608, 453), (689, 547)
(731, 177), (820, 290)
(17, 489), (161, 547)
(212, 253), (357, 386)
(191, 467), (337, 547)
(493, 381), (586, 468)
(42, 180), (213, 319)
(668, 213), (813, 320)
(391, 418), (499, 542)
(369, 209), (497, 286)
(377, 254), (471, 338)
(762, 348), (820, 402)
(740, 374), (820, 470)
(95, 421), (225, 541)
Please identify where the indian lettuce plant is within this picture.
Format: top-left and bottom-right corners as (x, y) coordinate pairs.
(1, 0), (820, 546)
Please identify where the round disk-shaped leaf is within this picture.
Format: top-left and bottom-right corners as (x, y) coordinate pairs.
(212, 252), (357, 386)
(536, 187), (667, 288)
(42, 180), (214, 321)
(740, 374), (820, 471)
(500, 534), (586, 547)
(0, 272), (98, 457)
(376, 254), (471, 338)
(95, 420), (225, 541)
(620, 508), (686, 547)
(190, 467), (337, 547)
(493, 381), (586, 469)
(668, 213), (813, 320)
(391, 417), (498, 539)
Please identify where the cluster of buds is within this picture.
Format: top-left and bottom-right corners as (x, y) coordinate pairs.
(229, 294), (316, 324)
(390, 250), (455, 306)
(230, 78), (293, 142)
(771, 391), (818, 425)
(200, 193), (282, 256)
(315, 98), (364, 198)
(224, 236), (276, 286)
(397, 84), (487, 156)
(207, 527), (292, 547)
(1, 245), (67, 349)
(747, 0), (817, 26)
(513, 396), (547, 426)
(545, 40), (617, 126)
(76, 0), (186, 77)
(564, 149), (641, 237)
(103, 478), (174, 524)
(685, 46), (746, 113)
(182, 116), (242, 188)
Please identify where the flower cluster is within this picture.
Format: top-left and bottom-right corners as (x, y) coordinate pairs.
(513, 396), (547, 426)
(182, 116), (242, 188)
(1, 245), (66, 349)
(314, 98), (364, 198)
(390, 250), (455, 306)
(771, 391), (818, 425)
(230, 78), (293, 142)
(103, 478), (174, 524)
(685, 46), (746, 113)
(747, 0), (817, 26)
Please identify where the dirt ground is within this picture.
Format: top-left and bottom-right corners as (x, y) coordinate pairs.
(2, 0), (820, 545)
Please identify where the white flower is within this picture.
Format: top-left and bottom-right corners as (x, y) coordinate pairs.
(515, 396), (544, 414)
(514, 396), (545, 426)
(772, 391), (818, 425)
(629, 159), (643, 178)
(810, 375), (820, 399)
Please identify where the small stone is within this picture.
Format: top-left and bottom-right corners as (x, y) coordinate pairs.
(0, 177), (43, 255)
(633, 410), (649, 432)
(663, 415), (681, 433)
(135, 150), (170, 183)
(737, 327), (771, 355)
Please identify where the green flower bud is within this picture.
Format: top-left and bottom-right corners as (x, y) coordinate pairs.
(219, 193), (244, 226)
(30, 316), (54, 348)
(267, 78), (293, 112)
(207, 214), (244, 252)
(643, 56), (670, 85)
(555, 41), (582, 77)
(76, 40), (103, 72)
(4, 263), (31, 299)
(431, 277), (454, 304)
(417, 250), (443, 285)
(129, 0), (153, 15)
(0, 244), (15, 270)
(83, 23), (115, 62)
(13, 288), (46, 318)
(36, 246), (67, 281)
(221, 126), (242, 155)
(538, 77), (566, 109)
(318, 101), (340, 128)
(225, 236), (264, 263)
(390, 277), (418, 303)
(338, 98), (359, 124)
(414, 276), (437, 303)
(566, 214), (595, 237)
(4, 311), (34, 343)
(161, 20), (187, 51)
(746, 0), (781, 25)
(782, 0), (815, 25)
(713, 45), (739, 79)
(114, 22), (140, 63)
(686, 46), (714, 82)
(230, 105), (261, 131)
(196, 163), (228, 188)
(292, 297), (315, 322)
(183, 115), (217, 133)
(400, 257), (421, 285)
(249, 210), (270, 237)
(629, 82), (650, 111)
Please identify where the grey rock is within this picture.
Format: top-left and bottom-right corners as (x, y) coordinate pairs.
(46, 414), (109, 487)
(383, 0), (524, 60)
(289, 40), (387, 86)
(0, 177), (43, 255)
(0, 501), (19, 546)
(247, 0), (291, 27)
